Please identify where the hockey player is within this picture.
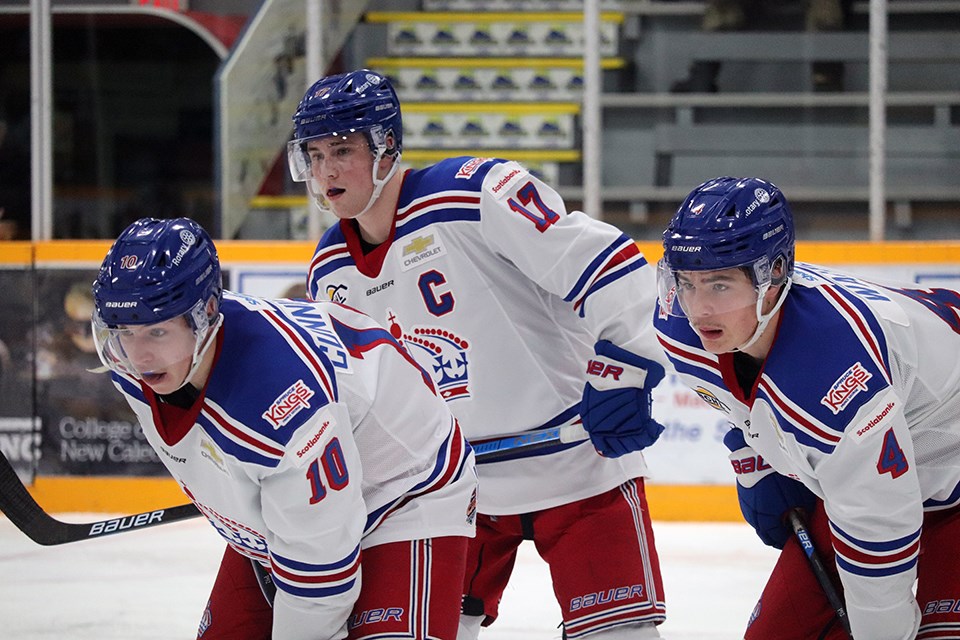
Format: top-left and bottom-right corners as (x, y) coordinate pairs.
(92, 217), (477, 640)
(654, 176), (960, 640)
(288, 69), (669, 639)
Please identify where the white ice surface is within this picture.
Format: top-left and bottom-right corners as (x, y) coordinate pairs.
(0, 515), (778, 639)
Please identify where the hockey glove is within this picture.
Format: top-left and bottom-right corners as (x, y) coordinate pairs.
(580, 340), (666, 458)
(724, 428), (817, 549)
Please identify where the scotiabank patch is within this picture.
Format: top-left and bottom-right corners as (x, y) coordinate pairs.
(821, 362), (872, 415)
(287, 408), (335, 467)
(263, 379), (315, 428)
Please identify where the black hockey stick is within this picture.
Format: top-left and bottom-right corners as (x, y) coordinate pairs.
(787, 509), (854, 639)
(0, 450), (201, 546)
(0, 425), (590, 546)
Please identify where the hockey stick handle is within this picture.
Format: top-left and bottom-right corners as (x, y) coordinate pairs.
(787, 508), (854, 639)
(472, 423), (589, 462)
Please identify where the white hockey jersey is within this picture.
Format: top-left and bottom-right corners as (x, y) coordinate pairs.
(307, 157), (665, 514)
(110, 294), (477, 640)
(655, 262), (960, 640)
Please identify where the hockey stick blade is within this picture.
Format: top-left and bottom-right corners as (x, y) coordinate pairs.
(473, 423), (588, 462)
(0, 450), (201, 546)
(788, 509), (854, 639)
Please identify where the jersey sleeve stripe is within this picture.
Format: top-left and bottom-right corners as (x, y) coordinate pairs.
(565, 236), (637, 303)
(262, 308), (337, 402)
(270, 545), (361, 597)
(829, 520), (921, 576)
(572, 252), (649, 317)
(830, 520), (922, 552)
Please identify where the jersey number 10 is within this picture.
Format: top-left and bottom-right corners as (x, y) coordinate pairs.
(306, 437), (350, 504)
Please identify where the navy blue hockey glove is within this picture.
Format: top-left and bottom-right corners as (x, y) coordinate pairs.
(580, 340), (666, 458)
(724, 428), (817, 549)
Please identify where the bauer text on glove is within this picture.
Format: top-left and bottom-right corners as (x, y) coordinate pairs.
(580, 340), (666, 458)
(724, 427), (817, 548)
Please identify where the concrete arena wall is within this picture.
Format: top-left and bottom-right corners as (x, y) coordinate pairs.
(6, 240), (960, 521)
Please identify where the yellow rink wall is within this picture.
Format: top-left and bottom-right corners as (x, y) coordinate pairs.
(7, 239), (960, 520)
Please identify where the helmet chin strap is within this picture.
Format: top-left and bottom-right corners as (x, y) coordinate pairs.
(734, 277), (792, 353)
(172, 313), (223, 392)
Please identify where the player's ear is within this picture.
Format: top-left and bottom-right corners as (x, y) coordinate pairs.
(205, 295), (219, 320)
(771, 256), (787, 285)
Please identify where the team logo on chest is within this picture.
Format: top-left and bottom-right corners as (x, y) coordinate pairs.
(263, 379), (315, 428)
(821, 362), (872, 415)
(399, 233), (446, 272)
(387, 310), (471, 400)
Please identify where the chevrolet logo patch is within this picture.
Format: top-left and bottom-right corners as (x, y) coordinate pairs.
(403, 235), (434, 256)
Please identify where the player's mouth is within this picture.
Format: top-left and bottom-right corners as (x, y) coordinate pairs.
(693, 325), (724, 341)
(326, 187), (346, 200)
(141, 371), (167, 385)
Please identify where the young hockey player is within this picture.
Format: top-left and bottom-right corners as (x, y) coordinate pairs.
(654, 176), (960, 639)
(288, 69), (670, 639)
(92, 217), (477, 640)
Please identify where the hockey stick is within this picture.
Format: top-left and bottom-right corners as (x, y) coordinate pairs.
(787, 509), (854, 639)
(471, 423), (589, 462)
(0, 449), (201, 546)
(0, 425), (590, 546)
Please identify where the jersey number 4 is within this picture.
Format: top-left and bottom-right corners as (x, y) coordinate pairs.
(877, 428), (908, 479)
(306, 437), (350, 504)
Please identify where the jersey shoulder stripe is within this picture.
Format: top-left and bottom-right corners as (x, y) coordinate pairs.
(656, 331), (725, 388)
(395, 190), (482, 241)
(198, 399), (285, 467)
(829, 520), (921, 578)
(269, 544), (361, 598)
(757, 376), (842, 452)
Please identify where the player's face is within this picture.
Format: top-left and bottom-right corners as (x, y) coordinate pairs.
(115, 317), (197, 394)
(306, 132), (375, 219)
(676, 268), (762, 353)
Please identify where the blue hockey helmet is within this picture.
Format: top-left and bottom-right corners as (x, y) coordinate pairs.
(93, 217), (222, 327)
(288, 69), (402, 182)
(662, 176), (795, 284)
(92, 217), (223, 383)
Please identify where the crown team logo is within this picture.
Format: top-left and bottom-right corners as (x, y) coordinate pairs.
(387, 310), (471, 400)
